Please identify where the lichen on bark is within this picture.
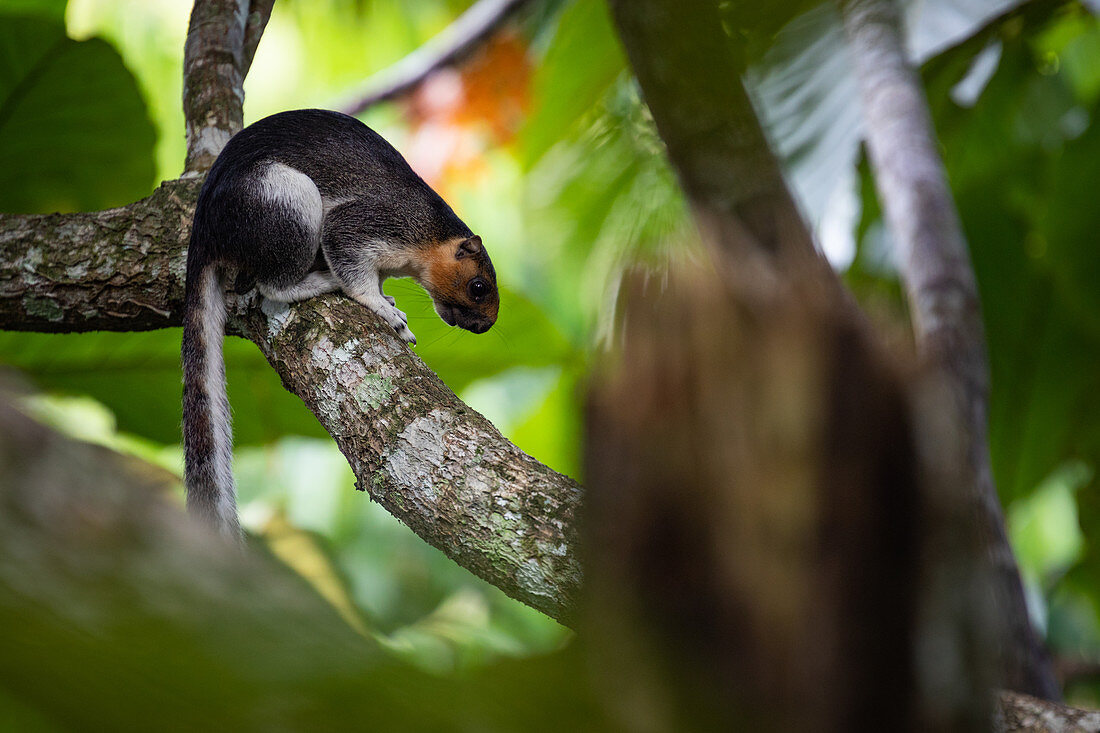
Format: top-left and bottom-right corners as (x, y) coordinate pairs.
(236, 295), (583, 621)
(0, 179), (198, 333)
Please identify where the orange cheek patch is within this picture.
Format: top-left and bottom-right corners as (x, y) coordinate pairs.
(415, 237), (498, 319)
(422, 248), (474, 304)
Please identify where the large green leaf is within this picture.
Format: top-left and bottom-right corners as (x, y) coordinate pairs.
(520, 0), (626, 168)
(0, 12), (155, 214)
(522, 0), (1029, 265)
(925, 18), (1100, 504)
(0, 0), (64, 20)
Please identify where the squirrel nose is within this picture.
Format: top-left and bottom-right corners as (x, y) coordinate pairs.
(472, 320), (492, 334)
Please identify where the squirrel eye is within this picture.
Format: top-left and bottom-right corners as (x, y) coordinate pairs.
(468, 278), (489, 301)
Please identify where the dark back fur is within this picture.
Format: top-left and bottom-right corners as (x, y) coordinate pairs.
(191, 109), (473, 271)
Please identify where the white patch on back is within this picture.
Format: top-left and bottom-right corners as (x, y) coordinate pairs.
(258, 162), (324, 235)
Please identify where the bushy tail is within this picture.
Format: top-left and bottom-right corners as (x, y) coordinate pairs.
(182, 255), (239, 539)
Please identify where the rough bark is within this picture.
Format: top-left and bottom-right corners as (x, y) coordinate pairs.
(839, 0), (1058, 699)
(236, 295), (583, 622)
(996, 691), (1100, 732)
(182, 0), (250, 174)
(0, 179), (582, 622)
(0, 179), (197, 333)
(340, 0), (532, 117)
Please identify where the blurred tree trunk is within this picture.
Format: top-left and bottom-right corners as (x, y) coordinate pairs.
(584, 253), (995, 731)
(0, 374), (1077, 730)
(606, 0), (1056, 713)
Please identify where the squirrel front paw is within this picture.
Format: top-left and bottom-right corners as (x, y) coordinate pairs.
(350, 292), (417, 345)
(396, 326), (416, 345)
(372, 300), (416, 345)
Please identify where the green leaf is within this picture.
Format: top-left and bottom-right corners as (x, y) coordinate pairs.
(1009, 462), (1091, 582)
(0, 13), (155, 214)
(0, 0), (64, 20)
(748, 0), (1027, 253)
(943, 30), (1100, 503)
(520, 0), (626, 168)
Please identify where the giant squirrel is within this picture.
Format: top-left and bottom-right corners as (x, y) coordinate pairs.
(183, 109), (499, 538)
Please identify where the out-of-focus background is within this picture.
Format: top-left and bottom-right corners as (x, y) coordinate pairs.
(3, 0), (1100, 709)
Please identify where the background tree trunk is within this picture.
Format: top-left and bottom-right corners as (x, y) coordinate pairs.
(840, 0), (1058, 698)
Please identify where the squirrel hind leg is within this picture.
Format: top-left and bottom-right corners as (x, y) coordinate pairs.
(233, 270), (257, 294)
(257, 271), (341, 303)
(232, 161), (325, 291)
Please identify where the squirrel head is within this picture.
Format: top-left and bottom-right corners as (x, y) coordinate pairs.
(422, 235), (498, 334)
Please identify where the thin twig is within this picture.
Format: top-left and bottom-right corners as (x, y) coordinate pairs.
(339, 0), (532, 117)
(241, 0), (275, 77)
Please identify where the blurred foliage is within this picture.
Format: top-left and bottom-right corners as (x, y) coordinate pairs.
(521, 0), (624, 168)
(0, 329), (325, 445)
(2, 0), (1100, 717)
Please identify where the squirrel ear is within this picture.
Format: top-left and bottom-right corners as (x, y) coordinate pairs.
(455, 235), (483, 259)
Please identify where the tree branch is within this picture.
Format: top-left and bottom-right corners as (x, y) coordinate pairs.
(0, 180), (196, 332)
(183, 0), (251, 174)
(0, 182), (582, 623)
(1, 0), (582, 622)
(339, 0), (532, 117)
(839, 0), (1058, 698)
(996, 691), (1100, 732)
(240, 0), (275, 78)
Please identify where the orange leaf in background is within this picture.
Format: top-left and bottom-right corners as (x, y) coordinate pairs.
(404, 30), (531, 191)
(451, 31), (531, 142)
